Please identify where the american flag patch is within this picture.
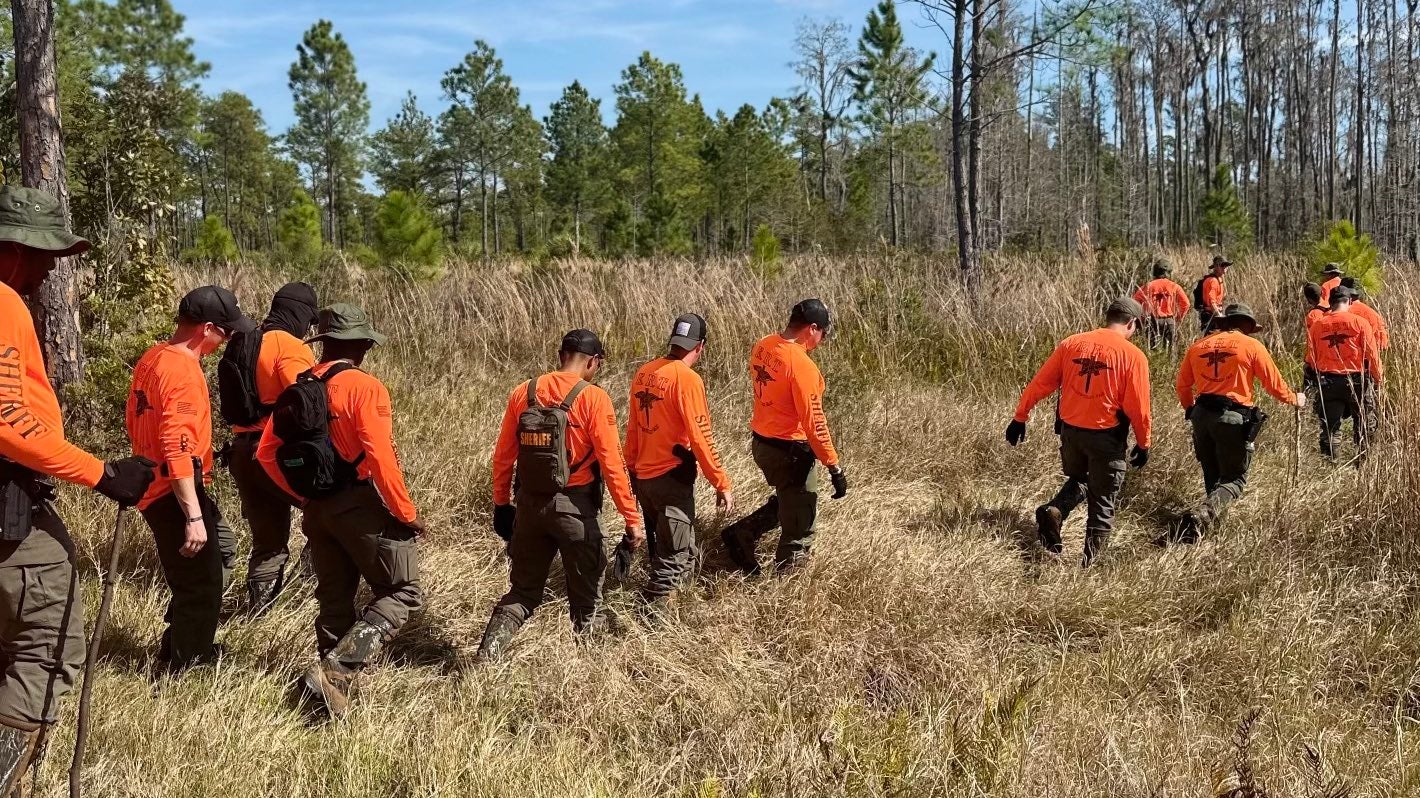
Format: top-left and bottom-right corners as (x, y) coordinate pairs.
(177, 401), (195, 415)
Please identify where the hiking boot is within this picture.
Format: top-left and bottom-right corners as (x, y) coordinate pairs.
(720, 526), (761, 576)
(303, 660), (355, 718)
(0, 715), (41, 795)
(638, 595), (676, 628)
(328, 618), (393, 670)
(475, 609), (522, 663)
(246, 577), (283, 617)
(1035, 505), (1064, 554)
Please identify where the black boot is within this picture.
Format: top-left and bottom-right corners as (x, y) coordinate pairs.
(1034, 505), (1064, 554)
(0, 715), (41, 796)
(246, 575), (284, 617)
(476, 609), (523, 663)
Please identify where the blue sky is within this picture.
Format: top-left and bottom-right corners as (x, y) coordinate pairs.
(172, 0), (943, 135)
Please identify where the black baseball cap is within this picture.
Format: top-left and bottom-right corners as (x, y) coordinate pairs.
(668, 313), (707, 350)
(560, 328), (606, 358)
(177, 285), (254, 335)
(789, 298), (831, 330)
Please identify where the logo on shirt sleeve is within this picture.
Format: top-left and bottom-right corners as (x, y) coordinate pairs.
(133, 390), (153, 417)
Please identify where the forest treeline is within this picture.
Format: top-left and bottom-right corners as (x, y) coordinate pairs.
(0, 0), (1414, 282)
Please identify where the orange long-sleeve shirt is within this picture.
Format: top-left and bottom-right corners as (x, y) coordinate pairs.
(0, 282), (104, 488)
(1319, 276), (1342, 308)
(1133, 278), (1191, 320)
(491, 371), (640, 527)
(232, 329), (316, 434)
(1201, 275), (1225, 314)
(1176, 331), (1296, 409)
(748, 334), (839, 467)
(623, 357), (731, 492)
(256, 361), (418, 523)
(1352, 300), (1389, 349)
(1308, 309), (1383, 383)
(126, 343), (213, 510)
(1013, 327), (1153, 447)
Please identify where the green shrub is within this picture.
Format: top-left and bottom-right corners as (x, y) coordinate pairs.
(373, 190), (443, 279)
(186, 216), (238, 264)
(1309, 219), (1383, 295)
(752, 224), (780, 266)
(276, 189), (323, 270)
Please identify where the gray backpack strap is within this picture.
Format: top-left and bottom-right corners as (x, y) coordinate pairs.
(559, 380), (590, 412)
(525, 376), (540, 408)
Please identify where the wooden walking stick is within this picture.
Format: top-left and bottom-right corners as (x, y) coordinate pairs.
(1292, 404), (1302, 485)
(69, 506), (127, 798)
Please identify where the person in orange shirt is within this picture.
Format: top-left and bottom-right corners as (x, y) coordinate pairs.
(623, 314), (732, 614)
(477, 329), (643, 661)
(256, 304), (422, 716)
(219, 282), (317, 613)
(1132, 258), (1190, 349)
(127, 285), (252, 672)
(0, 186), (155, 785)
(1170, 304), (1305, 543)
(1340, 277), (1389, 349)
(721, 299), (847, 576)
(1195, 255), (1230, 332)
(1006, 297), (1151, 566)
(1318, 263), (1344, 307)
(1308, 285), (1383, 459)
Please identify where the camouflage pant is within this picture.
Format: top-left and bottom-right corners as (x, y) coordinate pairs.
(303, 484), (422, 657)
(635, 473), (698, 600)
(1190, 404), (1254, 527)
(1045, 424), (1128, 564)
(0, 509), (83, 723)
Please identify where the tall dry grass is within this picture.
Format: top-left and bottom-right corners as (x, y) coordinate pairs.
(30, 248), (1420, 796)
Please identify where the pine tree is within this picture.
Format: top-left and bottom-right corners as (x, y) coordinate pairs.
(545, 81), (609, 253)
(369, 92), (438, 196)
(374, 190), (443, 279)
(440, 41), (520, 257)
(187, 215), (238, 263)
(849, 0), (936, 248)
(1311, 220), (1383, 295)
(1199, 164), (1253, 247)
(276, 188), (323, 267)
(286, 19), (369, 247)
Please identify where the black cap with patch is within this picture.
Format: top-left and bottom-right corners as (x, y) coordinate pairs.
(789, 298), (831, 330)
(668, 313), (707, 350)
(177, 285), (254, 335)
(560, 328), (606, 358)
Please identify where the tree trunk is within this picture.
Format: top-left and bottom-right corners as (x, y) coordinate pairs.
(951, 0), (977, 286)
(11, 0), (83, 392)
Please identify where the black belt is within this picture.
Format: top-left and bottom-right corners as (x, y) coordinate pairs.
(233, 430), (263, 440)
(752, 432), (810, 452)
(1196, 393), (1251, 412)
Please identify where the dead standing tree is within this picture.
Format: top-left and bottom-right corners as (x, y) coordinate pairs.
(11, 0), (83, 391)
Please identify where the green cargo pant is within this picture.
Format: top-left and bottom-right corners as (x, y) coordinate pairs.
(1317, 373), (1377, 458)
(1190, 404), (1253, 527)
(492, 489), (606, 632)
(1045, 424), (1128, 565)
(1144, 317), (1177, 349)
(635, 473), (698, 600)
(302, 483), (422, 657)
(141, 488), (232, 670)
(228, 432), (298, 588)
(0, 508), (84, 723)
(741, 436), (819, 569)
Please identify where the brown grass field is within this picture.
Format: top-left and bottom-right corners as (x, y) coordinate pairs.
(31, 249), (1420, 796)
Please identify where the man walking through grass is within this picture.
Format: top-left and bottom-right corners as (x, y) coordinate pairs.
(0, 186), (155, 789)
(218, 282), (318, 615)
(624, 314), (733, 618)
(720, 299), (848, 575)
(257, 304), (423, 716)
(1006, 297), (1152, 567)
(1132, 258), (1190, 349)
(1195, 255), (1230, 333)
(1307, 285), (1383, 460)
(478, 330), (643, 661)
(127, 286), (248, 672)
(1169, 303), (1305, 543)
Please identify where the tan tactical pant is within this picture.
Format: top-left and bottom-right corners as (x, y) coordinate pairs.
(302, 484), (421, 656)
(0, 508), (84, 722)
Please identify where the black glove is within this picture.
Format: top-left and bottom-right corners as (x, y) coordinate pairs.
(1005, 420), (1027, 446)
(828, 466), (848, 499)
(612, 537), (635, 581)
(94, 456), (157, 507)
(1129, 446), (1149, 469)
(492, 505), (516, 542)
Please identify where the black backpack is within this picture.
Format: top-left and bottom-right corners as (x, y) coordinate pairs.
(271, 362), (364, 500)
(217, 328), (268, 426)
(1191, 277), (1207, 312)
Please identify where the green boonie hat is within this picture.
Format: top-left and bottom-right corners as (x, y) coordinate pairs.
(1322, 262), (1344, 276)
(0, 185), (90, 256)
(305, 302), (388, 346)
(1152, 258), (1171, 275)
